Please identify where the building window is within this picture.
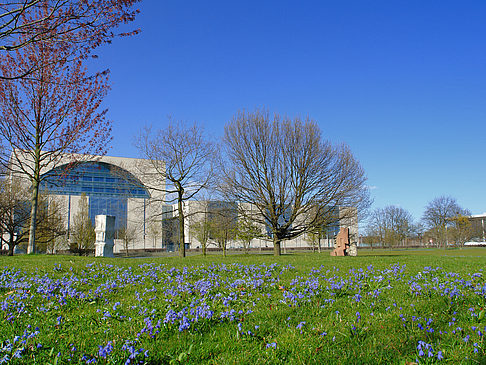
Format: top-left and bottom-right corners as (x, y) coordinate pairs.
(40, 161), (149, 230)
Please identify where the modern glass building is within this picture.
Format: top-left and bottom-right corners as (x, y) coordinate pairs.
(8, 152), (165, 253)
(7, 151), (358, 253)
(40, 161), (150, 232)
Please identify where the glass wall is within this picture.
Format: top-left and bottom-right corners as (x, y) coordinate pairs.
(40, 162), (149, 231)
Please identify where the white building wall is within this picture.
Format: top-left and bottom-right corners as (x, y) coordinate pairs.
(178, 201), (359, 251)
(8, 151), (165, 253)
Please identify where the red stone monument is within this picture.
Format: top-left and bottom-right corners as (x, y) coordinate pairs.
(330, 227), (350, 256)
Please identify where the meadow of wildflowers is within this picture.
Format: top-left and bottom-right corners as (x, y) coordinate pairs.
(0, 250), (485, 364)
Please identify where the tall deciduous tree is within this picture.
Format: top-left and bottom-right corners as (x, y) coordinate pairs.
(221, 109), (370, 256)
(136, 121), (217, 258)
(422, 196), (469, 248)
(368, 205), (414, 248)
(0, 4), (113, 254)
(0, 0), (140, 79)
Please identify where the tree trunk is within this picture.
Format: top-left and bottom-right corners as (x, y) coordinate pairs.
(27, 176), (40, 254)
(222, 242), (226, 257)
(273, 237), (281, 256)
(27, 131), (42, 255)
(8, 244), (14, 256)
(177, 193), (185, 258)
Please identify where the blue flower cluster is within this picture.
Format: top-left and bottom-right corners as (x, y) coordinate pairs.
(0, 260), (485, 363)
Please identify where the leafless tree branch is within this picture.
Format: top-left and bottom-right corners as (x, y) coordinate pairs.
(220, 108), (371, 256)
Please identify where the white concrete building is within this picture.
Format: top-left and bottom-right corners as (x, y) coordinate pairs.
(6, 152), (165, 253)
(4, 150), (359, 254)
(167, 200), (359, 251)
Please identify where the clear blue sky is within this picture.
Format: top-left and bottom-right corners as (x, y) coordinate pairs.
(92, 0), (486, 223)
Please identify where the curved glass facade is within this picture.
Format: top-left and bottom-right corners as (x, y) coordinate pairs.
(40, 162), (150, 231)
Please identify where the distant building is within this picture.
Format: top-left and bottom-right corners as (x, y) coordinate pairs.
(165, 201), (358, 251)
(4, 150), (359, 253)
(468, 213), (486, 242)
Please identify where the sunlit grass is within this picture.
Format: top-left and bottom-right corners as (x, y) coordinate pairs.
(0, 249), (485, 364)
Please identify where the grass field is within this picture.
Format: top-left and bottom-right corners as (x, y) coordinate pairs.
(1, 249), (485, 364)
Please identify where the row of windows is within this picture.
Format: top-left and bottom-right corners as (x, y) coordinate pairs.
(39, 162), (150, 231)
(88, 196), (128, 231)
(41, 162), (150, 199)
(43, 182), (147, 197)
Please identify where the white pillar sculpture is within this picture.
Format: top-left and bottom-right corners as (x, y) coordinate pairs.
(348, 242), (358, 256)
(94, 215), (115, 257)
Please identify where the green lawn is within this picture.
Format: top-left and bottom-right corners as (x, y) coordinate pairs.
(0, 249), (485, 364)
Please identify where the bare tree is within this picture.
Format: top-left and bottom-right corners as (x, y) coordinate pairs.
(70, 193), (95, 255)
(367, 205), (414, 248)
(306, 230), (318, 252)
(0, 0), (140, 79)
(207, 202), (237, 257)
(0, 176), (31, 255)
(0, 177), (66, 255)
(135, 121), (217, 258)
(221, 109), (370, 256)
(189, 213), (211, 256)
(411, 222), (425, 246)
(448, 215), (473, 248)
(32, 194), (65, 253)
(147, 219), (161, 249)
(0, 177), (65, 254)
(0, 6), (112, 254)
(307, 227), (325, 253)
(235, 215), (264, 253)
(422, 196), (469, 248)
(307, 206), (345, 252)
(362, 227), (377, 250)
(117, 224), (137, 257)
